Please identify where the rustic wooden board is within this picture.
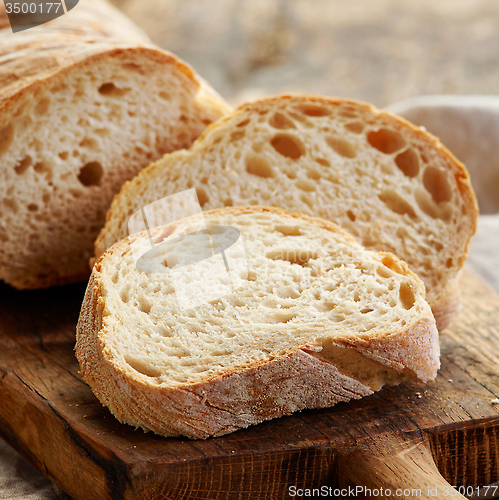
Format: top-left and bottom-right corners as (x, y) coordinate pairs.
(1, 270), (499, 499)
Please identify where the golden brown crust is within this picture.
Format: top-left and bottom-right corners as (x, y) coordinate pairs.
(78, 205), (440, 439)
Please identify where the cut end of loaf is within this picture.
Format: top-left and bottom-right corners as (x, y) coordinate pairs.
(0, 44), (229, 289)
(77, 206), (439, 439)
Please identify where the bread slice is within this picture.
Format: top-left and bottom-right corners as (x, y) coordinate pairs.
(0, 0), (230, 290)
(77, 206), (439, 439)
(95, 94), (478, 330)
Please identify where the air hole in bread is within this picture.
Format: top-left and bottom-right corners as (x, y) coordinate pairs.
(275, 312), (297, 323)
(395, 148), (419, 177)
(73, 150), (80, 157)
(266, 249), (319, 266)
(246, 270), (257, 281)
(237, 119), (250, 128)
(3, 198), (19, 213)
(95, 128), (110, 137)
(346, 210), (356, 222)
(14, 155), (32, 174)
(70, 189), (83, 198)
(378, 190), (416, 219)
(35, 97), (50, 116)
(224, 198), (233, 207)
(399, 282), (415, 310)
(159, 91), (170, 101)
(367, 129), (406, 154)
(301, 194), (313, 209)
(78, 161), (103, 187)
(331, 314), (346, 322)
(245, 153), (274, 178)
(285, 170), (297, 180)
(275, 224), (301, 236)
(423, 166), (452, 203)
(270, 133), (305, 159)
(0, 123), (14, 156)
(230, 130), (245, 141)
(433, 242), (443, 252)
(276, 285), (301, 300)
(344, 121), (365, 134)
(42, 193), (50, 204)
(34, 161), (53, 180)
(326, 136), (357, 158)
(138, 299), (152, 314)
(315, 158), (330, 167)
(415, 188), (450, 220)
(269, 112), (296, 129)
(381, 256), (405, 275)
(58, 151), (69, 160)
(307, 168), (321, 181)
(122, 62), (144, 74)
(338, 108), (357, 118)
(28, 203), (38, 212)
(294, 104), (330, 117)
(196, 187), (209, 207)
(288, 111), (312, 126)
(79, 137), (98, 150)
(125, 356), (162, 378)
(120, 287), (130, 303)
(360, 308), (374, 314)
(98, 82), (131, 97)
(376, 264), (393, 279)
(296, 179), (316, 192)
(446, 257), (453, 268)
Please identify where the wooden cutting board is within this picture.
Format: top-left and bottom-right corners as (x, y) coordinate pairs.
(1, 269), (499, 500)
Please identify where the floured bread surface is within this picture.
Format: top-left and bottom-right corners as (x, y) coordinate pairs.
(96, 94), (478, 330)
(77, 206), (439, 439)
(0, 0), (230, 289)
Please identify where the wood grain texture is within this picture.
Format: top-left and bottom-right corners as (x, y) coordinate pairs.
(0, 270), (499, 499)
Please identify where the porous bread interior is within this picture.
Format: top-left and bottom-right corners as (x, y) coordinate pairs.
(99, 208), (434, 387)
(0, 50), (222, 288)
(96, 95), (477, 313)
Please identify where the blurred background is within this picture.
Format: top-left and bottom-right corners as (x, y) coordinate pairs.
(110, 0), (499, 107)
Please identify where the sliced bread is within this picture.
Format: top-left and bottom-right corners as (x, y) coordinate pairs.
(95, 94), (478, 330)
(0, 0), (230, 289)
(77, 206), (439, 439)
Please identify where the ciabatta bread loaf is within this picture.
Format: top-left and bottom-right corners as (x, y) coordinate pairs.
(0, 0), (230, 289)
(95, 94), (478, 330)
(77, 206), (439, 439)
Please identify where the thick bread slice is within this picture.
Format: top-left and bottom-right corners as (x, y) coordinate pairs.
(0, 0), (230, 289)
(95, 94), (478, 330)
(77, 206), (439, 439)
